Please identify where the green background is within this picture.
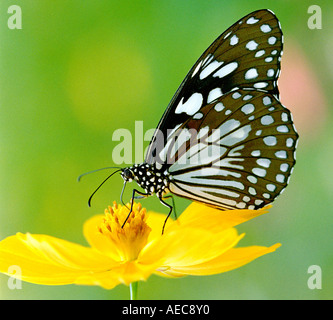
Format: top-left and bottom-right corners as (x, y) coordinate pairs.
(0, 0), (332, 299)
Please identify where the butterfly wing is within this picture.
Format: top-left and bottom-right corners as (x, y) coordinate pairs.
(165, 89), (298, 210)
(146, 9), (284, 165)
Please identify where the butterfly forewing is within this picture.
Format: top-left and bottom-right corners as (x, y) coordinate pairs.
(146, 9), (284, 165)
(190, 9), (282, 96)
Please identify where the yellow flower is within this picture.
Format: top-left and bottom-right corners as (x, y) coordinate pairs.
(0, 202), (280, 290)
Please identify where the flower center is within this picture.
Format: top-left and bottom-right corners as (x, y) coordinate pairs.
(98, 202), (151, 261)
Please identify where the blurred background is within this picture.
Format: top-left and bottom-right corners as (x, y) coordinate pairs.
(0, 0), (332, 299)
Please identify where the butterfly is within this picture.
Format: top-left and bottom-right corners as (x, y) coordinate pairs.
(86, 9), (298, 232)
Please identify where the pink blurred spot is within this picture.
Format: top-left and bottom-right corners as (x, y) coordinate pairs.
(279, 40), (327, 141)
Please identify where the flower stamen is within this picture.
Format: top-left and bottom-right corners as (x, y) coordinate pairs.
(98, 202), (151, 261)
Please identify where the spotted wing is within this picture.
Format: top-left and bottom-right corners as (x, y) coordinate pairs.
(163, 89), (298, 210)
(146, 9), (284, 165)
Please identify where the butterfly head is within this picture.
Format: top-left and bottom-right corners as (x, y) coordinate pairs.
(121, 167), (135, 182)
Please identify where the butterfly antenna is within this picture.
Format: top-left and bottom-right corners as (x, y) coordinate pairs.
(87, 169), (123, 207)
(77, 166), (122, 182)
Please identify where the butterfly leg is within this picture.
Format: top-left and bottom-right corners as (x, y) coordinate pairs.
(162, 194), (177, 220)
(159, 197), (173, 235)
(133, 195), (146, 200)
(120, 182), (130, 209)
(121, 189), (149, 228)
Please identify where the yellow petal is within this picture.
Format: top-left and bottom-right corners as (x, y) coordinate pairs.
(0, 233), (118, 285)
(157, 243), (281, 276)
(83, 214), (122, 260)
(145, 211), (174, 241)
(75, 261), (158, 289)
(140, 226), (243, 268)
(175, 202), (270, 232)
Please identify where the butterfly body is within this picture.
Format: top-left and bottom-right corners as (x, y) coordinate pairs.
(117, 9), (298, 224)
(121, 163), (170, 198)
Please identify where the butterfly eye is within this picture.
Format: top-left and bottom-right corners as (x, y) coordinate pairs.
(121, 168), (134, 182)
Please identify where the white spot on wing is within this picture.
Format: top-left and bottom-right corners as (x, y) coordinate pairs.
(263, 136), (277, 146)
(263, 96), (272, 105)
(246, 40), (258, 51)
(241, 103), (255, 115)
(254, 82), (268, 89)
(276, 174), (285, 183)
(243, 196), (250, 202)
(223, 31), (232, 39)
(277, 125), (289, 133)
(175, 93), (203, 115)
(260, 24), (272, 33)
(243, 94), (253, 101)
(193, 112), (203, 120)
(266, 184), (276, 192)
(261, 115), (274, 125)
(200, 60), (223, 80)
(255, 50), (265, 57)
(268, 36), (277, 45)
(252, 167), (267, 177)
(280, 163), (289, 172)
(281, 112), (289, 122)
(245, 68), (259, 80)
(247, 17), (259, 24)
(236, 202), (246, 209)
(214, 102), (225, 112)
(247, 175), (257, 184)
(207, 88), (223, 103)
(275, 150), (287, 159)
(257, 158), (271, 168)
(191, 60), (203, 78)
(255, 130), (262, 136)
(213, 62), (238, 78)
(230, 34), (239, 45)
(232, 92), (241, 99)
(286, 138), (294, 147)
(267, 69), (275, 77)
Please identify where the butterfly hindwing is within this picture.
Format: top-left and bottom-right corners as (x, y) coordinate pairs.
(165, 89), (297, 210)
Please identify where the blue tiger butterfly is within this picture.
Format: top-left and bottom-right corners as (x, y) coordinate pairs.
(84, 9), (298, 232)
